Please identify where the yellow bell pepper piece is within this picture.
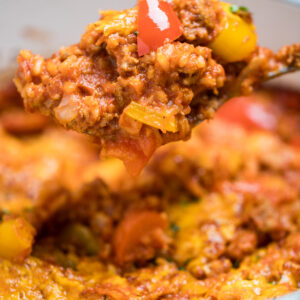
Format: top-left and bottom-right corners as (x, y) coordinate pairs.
(209, 3), (257, 63)
(124, 101), (178, 133)
(0, 217), (35, 261)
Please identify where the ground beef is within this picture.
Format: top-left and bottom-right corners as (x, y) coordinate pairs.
(13, 0), (226, 175)
(173, 0), (224, 43)
(14, 0), (300, 175)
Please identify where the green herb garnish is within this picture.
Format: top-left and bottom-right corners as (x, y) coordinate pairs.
(229, 5), (239, 13)
(166, 256), (174, 263)
(240, 6), (248, 12)
(233, 260), (240, 269)
(229, 5), (251, 23)
(177, 258), (190, 271)
(230, 5), (249, 14)
(134, 31), (138, 36)
(170, 223), (180, 233)
(183, 257), (192, 267)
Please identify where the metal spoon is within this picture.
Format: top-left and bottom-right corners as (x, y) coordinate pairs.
(190, 61), (300, 128)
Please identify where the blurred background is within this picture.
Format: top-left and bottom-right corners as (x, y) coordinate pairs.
(0, 0), (299, 89)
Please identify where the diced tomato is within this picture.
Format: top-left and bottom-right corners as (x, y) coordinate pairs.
(102, 127), (161, 176)
(113, 210), (168, 265)
(102, 137), (149, 177)
(137, 0), (183, 56)
(291, 136), (300, 148)
(216, 96), (277, 131)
